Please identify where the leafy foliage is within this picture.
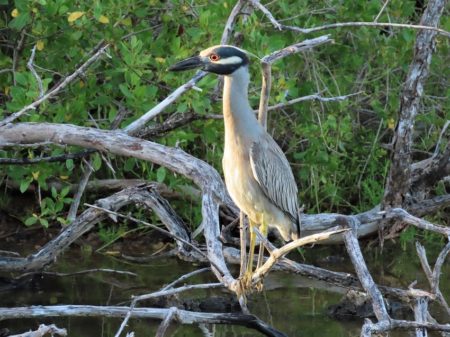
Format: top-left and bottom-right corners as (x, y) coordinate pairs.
(0, 0), (448, 230)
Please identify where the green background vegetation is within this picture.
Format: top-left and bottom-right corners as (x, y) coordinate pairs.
(0, 0), (448, 242)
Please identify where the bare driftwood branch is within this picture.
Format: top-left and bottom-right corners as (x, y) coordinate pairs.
(0, 123), (231, 204)
(26, 45), (44, 98)
(383, 0), (447, 208)
(249, 0), (449, 37)
(416, 241), (450, 317)
(0, 305), (287, 337)
(361, 319), (450, 335)
(343, 223), (390, 322)
(156, 307), (177, 337)
(0, 43), (110, 127)
(252, 227), (348, 282)
(280, 21), (450, 38)
(7, 324), (67, 337)
(257, 35), (333, 126)
(124, 71), (207, 135)
(220, 0), (246, 44)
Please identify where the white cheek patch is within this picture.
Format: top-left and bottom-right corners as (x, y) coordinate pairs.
(215, 56), (242, 65)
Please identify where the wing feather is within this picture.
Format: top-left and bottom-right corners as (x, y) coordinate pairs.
(249, 138), (299, 228)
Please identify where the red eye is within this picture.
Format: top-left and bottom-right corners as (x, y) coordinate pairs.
(209, 54), (220, 61)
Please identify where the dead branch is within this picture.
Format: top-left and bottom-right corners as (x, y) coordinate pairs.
(26, 45), (44, 98)
(123, 71), (207, 135)
(343, 222), (390, 322)
(0, 43), (110, 127)
(0, 305), (287, 337)
(156, 307), (177, 337)
(416, 241), (450, 317)
(0, 123), (231, 205)
(252, 227), (348, 282)
(248, 0), (449, 37)
(0, 149), (95, 165)
(7, 324), (67, 337)
(257, 35), (334, 126)
(220, 0), (246, 44)
(383, 0), (447, 208)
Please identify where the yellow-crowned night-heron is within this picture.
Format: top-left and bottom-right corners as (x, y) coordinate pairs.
(169, 45), (300, 286)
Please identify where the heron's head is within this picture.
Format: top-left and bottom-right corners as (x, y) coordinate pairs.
(168, 45), (249, 75)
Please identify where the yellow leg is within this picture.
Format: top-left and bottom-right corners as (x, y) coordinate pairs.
(257, 220), (268, 270)
(240, 220), (256, 291)
(247, 220), (257, 274)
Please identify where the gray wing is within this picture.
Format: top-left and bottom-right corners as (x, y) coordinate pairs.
(249, 137), (299, 226)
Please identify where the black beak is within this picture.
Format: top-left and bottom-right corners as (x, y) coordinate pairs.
(168, 56), (204, 72)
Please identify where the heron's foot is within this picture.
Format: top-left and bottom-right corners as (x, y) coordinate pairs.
(240, 271), (253, 292)
(254, 278), (264, 292)
(238, 272), (265, 294)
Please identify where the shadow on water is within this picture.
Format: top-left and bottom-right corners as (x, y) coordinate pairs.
(0, 231), (448, 336)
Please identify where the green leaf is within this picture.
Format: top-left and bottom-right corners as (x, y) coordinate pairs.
(20, 178), (32, 193)
(92, 153), (102, 171)
(8, 12), (31, 30)
(24, 216), (38, 226)
(156, 167), (166, 183)
(39, 218), (49, 228)
(66, 159), (74, 171)
(61, 186), (71, 198)
(51, 186), (57, 198)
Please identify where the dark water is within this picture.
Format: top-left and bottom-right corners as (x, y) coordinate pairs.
(0, 242), (448, 336)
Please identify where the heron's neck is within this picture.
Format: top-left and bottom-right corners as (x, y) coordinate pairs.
(223, 66), (259, 141)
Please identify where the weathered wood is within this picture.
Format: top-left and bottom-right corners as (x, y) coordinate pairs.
(383, 0), (447, 208)
(343, 225), (390, 322)
(8, 324), (67, 337)
(0, 305), (287, 337)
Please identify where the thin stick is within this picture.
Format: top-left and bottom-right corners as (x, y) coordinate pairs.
(265, 91), (362, 111)
(84, 203), (216, 270)
(156, 307), (177, 337)
(161, 268), (211, 291)
(0, 43), (109, 127)
(26, 45), (44, 98)
(374, 0), (391, 22)
(252, 228), (348, 281)
(123, 71), (207, 135)
(281, 22), (450, 38)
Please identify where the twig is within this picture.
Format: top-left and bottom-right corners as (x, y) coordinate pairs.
(0, 149), (95, 165)
(84, 203), (212, 268)
(132, 283), (223, 303)
(416, 241), (450, 317)
(388, 208), (450, 237)
(0, 43), (110, 127)
(265, 91), (362, 112)
(68, 162), (93, 222)
(252, 227), (348, 282)
(123, 71), (207, 135)
(161, 268), (211, 291)
(280, 22), (450, 38)
(432, 120), (450, 158)
(156, 307), (177, 337)
(374, 0), (391, 22)
(27, 45), (44, 98)
(220, 0), (246, 44)
(343, 219), (390, 322)
(258, 35), (333, 127)
(16, 268), (137, 280)
(248, 0), (282, 30)
(248, 0), (449, 37)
